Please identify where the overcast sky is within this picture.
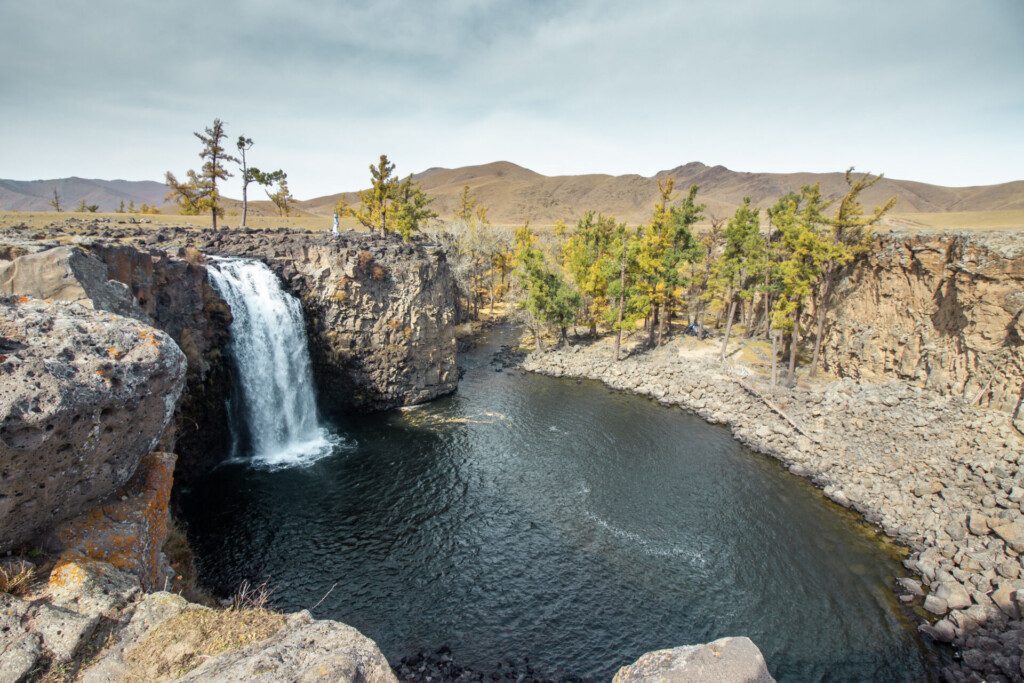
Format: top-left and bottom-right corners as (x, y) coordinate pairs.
(2, 0), (1022, 198)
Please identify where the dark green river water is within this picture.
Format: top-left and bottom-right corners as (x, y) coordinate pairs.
(179, 326), (938, 681)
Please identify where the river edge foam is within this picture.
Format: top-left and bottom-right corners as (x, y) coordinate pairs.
(523, 336), (1024, 682)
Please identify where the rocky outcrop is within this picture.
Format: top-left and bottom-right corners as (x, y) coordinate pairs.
(614, 637), (775, 683)
(0, 238), (234, 478)
(0, 225), (460, 418)
(823, 230), (1024, 414)
(2, 557), (396, 682)
(194, 228), (458, 411)
(526, 339), (1024, 681)
(0, 245), (145, 319)
(0, 296), (185, 552)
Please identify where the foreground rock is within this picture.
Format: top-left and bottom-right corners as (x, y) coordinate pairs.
(46, 451), (178, 589)
(614, 637), (775, 683)
(0, 296), (185, 551)
(526, 338), (1024, 682)
(1, 558), (396, 682)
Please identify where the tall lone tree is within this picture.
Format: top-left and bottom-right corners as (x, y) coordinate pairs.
(195, 119), (237, 229)
(236, 135), (255, 227)
(49, 188), (61, 212)
(165, 118), (237, 229)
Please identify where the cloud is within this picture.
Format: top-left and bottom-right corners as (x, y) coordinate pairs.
(1, 0), (1021, 196)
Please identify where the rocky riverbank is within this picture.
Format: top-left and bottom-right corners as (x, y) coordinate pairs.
(525, 336), (1024, 682)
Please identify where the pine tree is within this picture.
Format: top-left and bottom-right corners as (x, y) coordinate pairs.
(49, 188), (62, 212)
(562, 211), (619, 335)
(713, 197), (763, 361)
(770, 185), (830, 386)
(351, 155), (398, 233)
(513, 225), (581, 349)
(195, 119), (237, 229)
(265, 174), (294, 216)
(165, 118), (237, 228)
(392, 175), (437, 241)
(457, 185), (477, 222)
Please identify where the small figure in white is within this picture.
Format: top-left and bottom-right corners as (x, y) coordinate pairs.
(332, 212), (340, 237)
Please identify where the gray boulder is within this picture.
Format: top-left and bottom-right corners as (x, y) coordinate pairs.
(0, 245), (145, 320)
(0, 594), (42, 683)
(613, 637), (775, 683)
(0, 296), (185, 550)
(181, 611), (397, 682)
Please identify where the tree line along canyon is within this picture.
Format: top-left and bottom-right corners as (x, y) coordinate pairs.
(1, 118), (1024, 683)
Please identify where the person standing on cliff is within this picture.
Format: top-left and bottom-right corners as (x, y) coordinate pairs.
(332, 212), (340, 237)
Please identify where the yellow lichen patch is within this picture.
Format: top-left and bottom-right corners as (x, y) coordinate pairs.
(48, 554), (90, 590)
(106, 347), (123, 360)
(124, 608), (287, 681)
(52, 453), (176, 589)
(17, 295), (30, 304)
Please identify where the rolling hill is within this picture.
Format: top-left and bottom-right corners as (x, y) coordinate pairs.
(0, 177), (171, 212)
(4, 162), (1023, 225)
(301, 161), (1024, 224)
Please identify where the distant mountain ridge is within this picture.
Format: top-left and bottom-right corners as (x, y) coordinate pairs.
(303, 161), (1024, 224)
(4, 162), (1023, 223)
(0, 177), (169, 212)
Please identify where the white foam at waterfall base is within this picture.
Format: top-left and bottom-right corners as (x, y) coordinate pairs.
(208, 257), (341, 470)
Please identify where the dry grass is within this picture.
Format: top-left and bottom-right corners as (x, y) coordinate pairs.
(124, 606), (286, 680)
(0, 210), (343, 232)
(0, 559), (36, 595)
(886, 210), (1024, 231)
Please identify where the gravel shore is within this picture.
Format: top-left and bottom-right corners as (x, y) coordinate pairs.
(525, 337), (1024, 682)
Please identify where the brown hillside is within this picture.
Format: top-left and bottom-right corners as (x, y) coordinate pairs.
(301, 161), (1024, 225)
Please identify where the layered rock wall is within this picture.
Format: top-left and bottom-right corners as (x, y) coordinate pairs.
(823, 230), (1024, 414)
(197, 229), (459, 411)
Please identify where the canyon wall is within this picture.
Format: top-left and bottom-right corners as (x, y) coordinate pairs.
(823, 230), (1024, 414)
(195, 229), (459, 412)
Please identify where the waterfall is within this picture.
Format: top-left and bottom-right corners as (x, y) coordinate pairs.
(208, 257), (336, 469)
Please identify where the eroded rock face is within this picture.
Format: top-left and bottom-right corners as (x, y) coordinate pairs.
(0, 297), (185, 551)
(197, 229), (459, 411)
(614, 637), (776, 683)
(0, 238), (235, 478)
(823, 230), (1024, 413)
(46, 452), (177, 589)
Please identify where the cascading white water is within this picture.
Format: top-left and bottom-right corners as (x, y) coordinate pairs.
(208, 257), (336, 469)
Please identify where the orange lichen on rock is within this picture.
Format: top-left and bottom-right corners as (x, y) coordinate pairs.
(47, 452), (177, 590)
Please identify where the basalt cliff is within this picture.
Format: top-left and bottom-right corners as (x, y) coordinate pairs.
(823, 230), (1024, 416)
